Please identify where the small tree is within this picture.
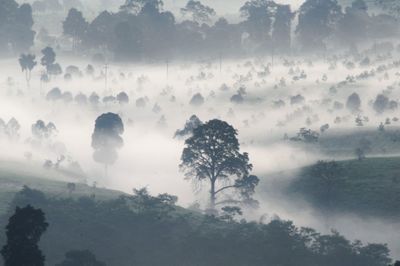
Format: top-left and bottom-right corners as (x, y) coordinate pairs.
(180, 119), (258, 210)
(1, 205), (48, 266)
(91, 113), (124, 176)
(56, 250), (106, 266)
(19, 53), (37, 88)
(41, 47), (62, 79)
(346, 92), (361, 112)
(67, 183), (76, 197)
(41, 47), (56, 72)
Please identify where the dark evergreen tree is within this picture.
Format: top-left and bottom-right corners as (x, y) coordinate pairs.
(1, 205), (48, 266)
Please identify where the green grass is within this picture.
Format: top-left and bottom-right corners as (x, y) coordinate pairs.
(0, 160), (123, 215)
(318, 127), (400, 156)
(288, 157), (400, 218)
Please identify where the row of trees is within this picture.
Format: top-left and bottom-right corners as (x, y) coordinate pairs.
(58, 0), (400, 60)
(1, 0), (398, 57)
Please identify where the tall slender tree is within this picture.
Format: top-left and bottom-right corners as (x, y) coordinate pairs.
(18, 53), (37, 88)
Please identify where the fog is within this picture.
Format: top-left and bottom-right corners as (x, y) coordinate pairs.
(1, 45), (400, 255)
(1, 0), (400, 263)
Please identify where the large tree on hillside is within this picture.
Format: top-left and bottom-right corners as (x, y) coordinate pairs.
(180, 119), (259, 210)
(91, 113), (124, 176)
(19, 53), (37, 89)
(296, 0), (343, 52)
(1, 205), (48, 266)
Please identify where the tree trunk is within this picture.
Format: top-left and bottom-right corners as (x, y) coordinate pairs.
(210, 180), (216, 210)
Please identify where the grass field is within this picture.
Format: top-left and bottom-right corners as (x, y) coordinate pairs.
(288, 156), (400, 218)
(0, 160), (123, 215)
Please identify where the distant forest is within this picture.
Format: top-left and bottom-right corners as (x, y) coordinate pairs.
(0, 0), (399, 60)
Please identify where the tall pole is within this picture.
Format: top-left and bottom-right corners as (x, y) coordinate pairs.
(271, 40), (275, 68)
(166, 58), (169, 80)
(219, 52), (222, 75)
(104, 63), (108, 91)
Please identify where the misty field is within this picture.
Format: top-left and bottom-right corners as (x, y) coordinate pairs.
(1, 0), (400, 265)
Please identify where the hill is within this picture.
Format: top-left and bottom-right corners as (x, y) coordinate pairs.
(287, 157), (400, 218)
(0, 160), (391, 266)
(0, 160), (123, 215)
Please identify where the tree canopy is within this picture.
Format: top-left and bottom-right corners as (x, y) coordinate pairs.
(180, 119), (258, 210)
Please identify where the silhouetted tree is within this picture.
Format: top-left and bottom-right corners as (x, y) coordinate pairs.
(120, 0), (163, 14)
(0, 1), (35, 53)
(373, 94), (389, 114)
(181, 0), (216, 24)
(63, 8), (88, 50)
(116, 92), (129, 104)
(56, 250), (106, 266)
(180, 119), (258, 210)
(91, 113), (124, 176)
(1, 205), (48, 266)
(32, 120), (57, 140)
(40, 47), (62, 78)
(240, 0), (276, 48)
(174, 115), (203, 139)
(346, 92), (361, 112)
(19, 53), (37, 88)
(5, 118), (21, 140)
(40, 47), (55, 71)
(296, 0), (342, 52)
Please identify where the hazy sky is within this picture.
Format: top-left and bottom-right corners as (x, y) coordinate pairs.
(164, 0), (306, 16)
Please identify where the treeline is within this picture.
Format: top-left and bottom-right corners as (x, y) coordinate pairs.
(61, 0), (400, 60)
(0, 186), (393, 266)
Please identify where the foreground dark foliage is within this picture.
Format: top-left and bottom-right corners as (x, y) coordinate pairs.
(0, 187), (391, 266)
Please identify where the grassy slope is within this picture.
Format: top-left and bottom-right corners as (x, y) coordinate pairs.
(288, 157), (400, 218)
(315, 127), (400, 156)
(0, 160), (123, 215)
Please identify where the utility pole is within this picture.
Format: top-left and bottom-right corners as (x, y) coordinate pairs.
(271, 40), (275, 68)
(219, 52), (222, 75)
(166, 58), (169, 80)
(104, 63), (108, 91)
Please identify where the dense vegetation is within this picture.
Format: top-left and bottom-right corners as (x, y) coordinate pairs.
(0, 186), (392, 266)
